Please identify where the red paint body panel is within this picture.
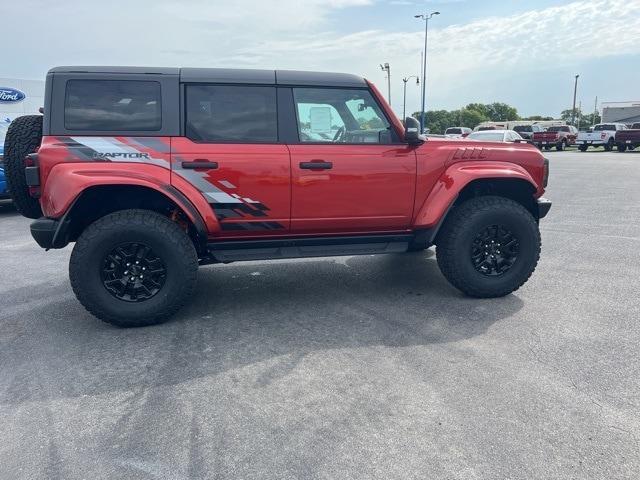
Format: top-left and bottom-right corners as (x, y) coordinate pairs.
(33, 87), (548, 243)
(289, 144), (416, 232)
(171, 138), (290, 237)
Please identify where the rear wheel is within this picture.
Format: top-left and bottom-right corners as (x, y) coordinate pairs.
(556, 139), (566, 151)
(436, 196), (541, 298)
(578, 144), (588, 152)
(69, 209), (198, 327)
(544, 146), (551, 151)
(2, 115), (43, 218)
(617, 144), (627, 152)
(604, 138), (614, 151)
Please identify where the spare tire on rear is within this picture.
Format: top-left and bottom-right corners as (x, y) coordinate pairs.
(3, 115), (43, 219)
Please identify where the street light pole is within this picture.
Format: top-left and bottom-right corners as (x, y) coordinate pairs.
(571, 74), (579, 126)
(415, 11), (440, 133)
(380, 63), (391, 106)
(402, 76), (419, 123)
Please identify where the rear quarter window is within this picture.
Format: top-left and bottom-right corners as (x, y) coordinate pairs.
(64, 80), (162, 131)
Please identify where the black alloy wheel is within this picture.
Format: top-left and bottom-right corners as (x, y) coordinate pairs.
(101, 242), (167, 302)
(471, 225), (519, 277)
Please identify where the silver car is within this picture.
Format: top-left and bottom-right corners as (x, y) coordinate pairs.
(467, 130), (525, 143)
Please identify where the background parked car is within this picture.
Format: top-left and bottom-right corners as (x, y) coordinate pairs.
(444, 127), (472, 138)
(576, 123), (627, 151)
(513, 124), (545, 141)
(615, 122), (640, 152)
(532, 125), (577, 151)
(467, 130), (525, 143)
(0, 163), (9, 200)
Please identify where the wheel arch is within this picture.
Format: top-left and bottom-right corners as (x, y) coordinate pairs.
(413, 163), (541, 247)
(53, 184), (208, 254)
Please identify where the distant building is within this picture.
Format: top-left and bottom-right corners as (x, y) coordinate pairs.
(0, 77), (46, 156)
(601, 102), (640, 125)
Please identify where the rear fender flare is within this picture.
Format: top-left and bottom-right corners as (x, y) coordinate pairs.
(413, 161), (539, 229)
(40, 163), (219, 242)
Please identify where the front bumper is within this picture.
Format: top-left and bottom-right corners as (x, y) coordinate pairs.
(537, 197), (552, 219)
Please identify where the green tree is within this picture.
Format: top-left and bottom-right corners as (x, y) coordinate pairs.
(484, 102), (519, 121)
(522, 115), (555, 121)
(458, 108), (488, 129)
(412, 110), (454, 134)
(560, 109), (601, 127)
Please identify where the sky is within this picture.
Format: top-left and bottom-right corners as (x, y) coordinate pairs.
(4, 0), (640, 119)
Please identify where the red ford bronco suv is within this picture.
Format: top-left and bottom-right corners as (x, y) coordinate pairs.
(3, 66), (551, 327)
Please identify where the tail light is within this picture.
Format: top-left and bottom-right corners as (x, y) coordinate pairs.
(601, 132), (607, 140)
(543, 158), (549, 188)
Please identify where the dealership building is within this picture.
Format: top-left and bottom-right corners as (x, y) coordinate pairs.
(601, 101), (640, 125)
(0, 77), (46, 156)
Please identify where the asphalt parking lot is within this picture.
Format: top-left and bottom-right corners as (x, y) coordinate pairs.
(1, 150), (639, 479)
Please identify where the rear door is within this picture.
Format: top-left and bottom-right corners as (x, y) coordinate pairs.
(287, 87), (416, 233)
(171, 84), (290, 236)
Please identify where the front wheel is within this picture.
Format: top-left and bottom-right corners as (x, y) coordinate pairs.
(436, 196), (541, 298)
(578, 144), (588, 152)
(556, 140), (566, 151)
(69, 209), (199, 327)
(617, 144), (627, 152)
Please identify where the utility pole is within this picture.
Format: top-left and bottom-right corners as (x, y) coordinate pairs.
(415, 11), (440, 133)
(577, 100), (582, 131)
(593, 96), (598, 126)
(380, 63), (391, 106)
(571, 74), (579, 126)
(402, 76), (419, 123)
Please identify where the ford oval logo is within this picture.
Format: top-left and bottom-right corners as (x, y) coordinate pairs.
(0, 87), (26, 103)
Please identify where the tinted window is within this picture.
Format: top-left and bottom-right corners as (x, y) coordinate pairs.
(293, 88), (391, 143)
(186, 85), (277, 142)
(65, 80), (161, 131)
(513, 125), (532, 132)
(594, 124), (616, 131)
(446, 128), (462, 134)
(548, 126), (570, 132)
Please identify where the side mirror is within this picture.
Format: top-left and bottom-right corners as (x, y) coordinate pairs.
(404, 117), (424, 145)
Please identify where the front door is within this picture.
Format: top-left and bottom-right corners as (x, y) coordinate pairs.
(288, 87), (416, 233)
(172, 84), (290, 236)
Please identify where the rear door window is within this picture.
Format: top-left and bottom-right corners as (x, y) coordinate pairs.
(64, 80), (161, 131)
(185, 85), (277, 142)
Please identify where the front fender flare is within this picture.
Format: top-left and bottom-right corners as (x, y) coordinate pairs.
(413, 161), (539, 229)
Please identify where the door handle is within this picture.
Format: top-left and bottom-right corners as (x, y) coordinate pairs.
(182, 160), (218, 170)
(299, 161), (333, 170)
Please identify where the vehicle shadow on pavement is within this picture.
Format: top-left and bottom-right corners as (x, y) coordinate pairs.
(0, 201), (16, 215)
(0, 250), (524, 404)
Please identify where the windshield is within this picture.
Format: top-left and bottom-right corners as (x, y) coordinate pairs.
(594, 124), (616, 131)
(469, 132), (504, 141)
(445, 128), (462, 134)
(513, 125), (532, 132)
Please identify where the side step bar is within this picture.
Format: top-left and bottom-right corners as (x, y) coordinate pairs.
(205, 234), (414, 263)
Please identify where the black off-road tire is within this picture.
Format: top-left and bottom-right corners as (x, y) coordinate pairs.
(435, 196), (541, 298)
(544, 146), (551, 151)
(578, 144), (588, 152)
(69, 209), (199, 327)
(617, 144), (627, 152)
(604, 138), (614, 152)
(3, 115), (43, 218)
(556, 139), (566, 151)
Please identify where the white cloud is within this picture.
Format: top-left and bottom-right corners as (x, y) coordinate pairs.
(4, 0), (640, 116)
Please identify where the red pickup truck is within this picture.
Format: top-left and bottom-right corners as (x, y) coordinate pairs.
(532, 125), (578, 151)
(3, 66), (551, 327)
(616, 123), (640, 152)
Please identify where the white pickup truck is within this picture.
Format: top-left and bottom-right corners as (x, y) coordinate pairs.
(576, 123), (627, 151)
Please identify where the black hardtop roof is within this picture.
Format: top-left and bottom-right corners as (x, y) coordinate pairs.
(48, 66), (367, 87)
